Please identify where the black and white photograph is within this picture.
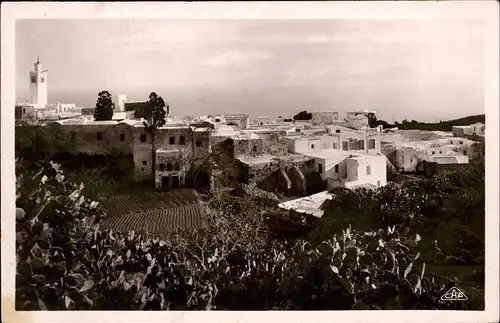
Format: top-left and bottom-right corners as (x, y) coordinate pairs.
(1, 2), (499, 323)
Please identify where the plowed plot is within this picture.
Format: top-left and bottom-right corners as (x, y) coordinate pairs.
(105, 189), (201, 218)
(101, 204), (206, 237)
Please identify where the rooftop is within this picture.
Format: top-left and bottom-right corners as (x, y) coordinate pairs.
(236, 154), (276, 165)
(278, 190), (333, 218)
(301, 149), (352, 161)
(233, 132), (262, 140)
(212, 124), (237, 137)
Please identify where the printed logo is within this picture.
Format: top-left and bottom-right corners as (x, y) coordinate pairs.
(440, 286), (468, 301)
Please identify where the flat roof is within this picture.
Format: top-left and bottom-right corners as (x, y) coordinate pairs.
(278, 190), (333, 218)
(236, 154), (276, 165)
(302, 149), (352, 161)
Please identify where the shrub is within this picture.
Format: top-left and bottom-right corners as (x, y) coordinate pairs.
(15, 161), (484, 310)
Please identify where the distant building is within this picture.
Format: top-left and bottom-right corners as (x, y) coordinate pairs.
(382, 137), (474, 174)
(346, 114), (369, 130)
(29, 56), (48, 109)
(311, 111), (340, 126)
(224, 113), (250, 129)
(251, 116), (275, 126)
(452, 122), (485, 137)
(346, 110), (377, 119)
(16, 58), (78, 120)
(112, 94), (127, 112)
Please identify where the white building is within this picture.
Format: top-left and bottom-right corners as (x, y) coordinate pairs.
(16, 57), (78, 120)
(29, 57), (48, 109)
(112, 94), (127, 112)
(452, 122), (485, 137)
(285, 127), (381, 156)
(346, 114), (369, 130)
(303, 150), (387, 190)
(383, 136), (474, 172)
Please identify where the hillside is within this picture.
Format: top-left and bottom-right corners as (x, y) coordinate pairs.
(376, 114), (485, 131)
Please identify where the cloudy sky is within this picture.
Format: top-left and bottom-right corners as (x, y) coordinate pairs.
(16, 19), (484, 122)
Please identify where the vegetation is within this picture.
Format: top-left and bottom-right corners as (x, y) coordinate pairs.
(15, 156), (484, 310)
(93, 91), (114, 121)
(143, 92), (167, 186)
(293, 110), (312, 121)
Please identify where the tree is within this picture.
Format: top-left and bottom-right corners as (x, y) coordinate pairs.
(143, 92), (167, 187)
(94, 91), (114, 121)
(15, 114), (68, 160)
(293, 110), (312, 121)
(367, 112), (378, 128)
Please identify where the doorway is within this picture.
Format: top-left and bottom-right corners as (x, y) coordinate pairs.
(172, 176), (180, 189)
(161, 176), (171, 191)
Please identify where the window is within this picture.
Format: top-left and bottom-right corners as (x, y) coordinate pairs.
(30, 76), (36, 83)
(366, 165), (371, 175)
(410, 158), (413, 162)
(311, 144), (315, 149)
(167, 163), (173, 171)
(196, 139), (202, 147)
(142, 160), (147, 166)
(140, 134), (147, 143)
(358, 140), (365, 150)
(335, 164), (339, 173)
(295, 128), (301, 132)
(174, 163), (181, 171)
(120, 134), (125, 142)
(169, 136), (175, 145)
(97, 132), (103, 141)
(23, 108), (26, 114)
(332, 143), (337, 149)
(342, 142), (348, 151)
(179, 136), (186, 145)
(368, 139), (376, 149)
(335, 129), (341, 134)
(432, 151), (435, 155)
(40, 77), (45, 83)
(459, 141), (463, 144)
(252, 146), (258, 152)
(318, 163), (323, 174)
(439, 151), (442, 154)
(464, 150), (467, 155)
(159, 163), (165, 171)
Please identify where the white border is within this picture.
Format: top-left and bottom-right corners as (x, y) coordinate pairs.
(2, 2), (499, 323)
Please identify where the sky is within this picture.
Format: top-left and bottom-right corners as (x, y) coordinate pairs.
(16, 19), (484, 122)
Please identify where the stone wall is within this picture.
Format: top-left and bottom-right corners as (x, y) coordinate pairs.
(260, 133), (288, 156)
(240, 157), (314, 196)
(155, 151), (187, 189)
(232, 138), (264, 157)
(55, 123), (134, 156)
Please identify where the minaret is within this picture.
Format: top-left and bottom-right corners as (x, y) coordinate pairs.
(29, 56), (48, 108)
